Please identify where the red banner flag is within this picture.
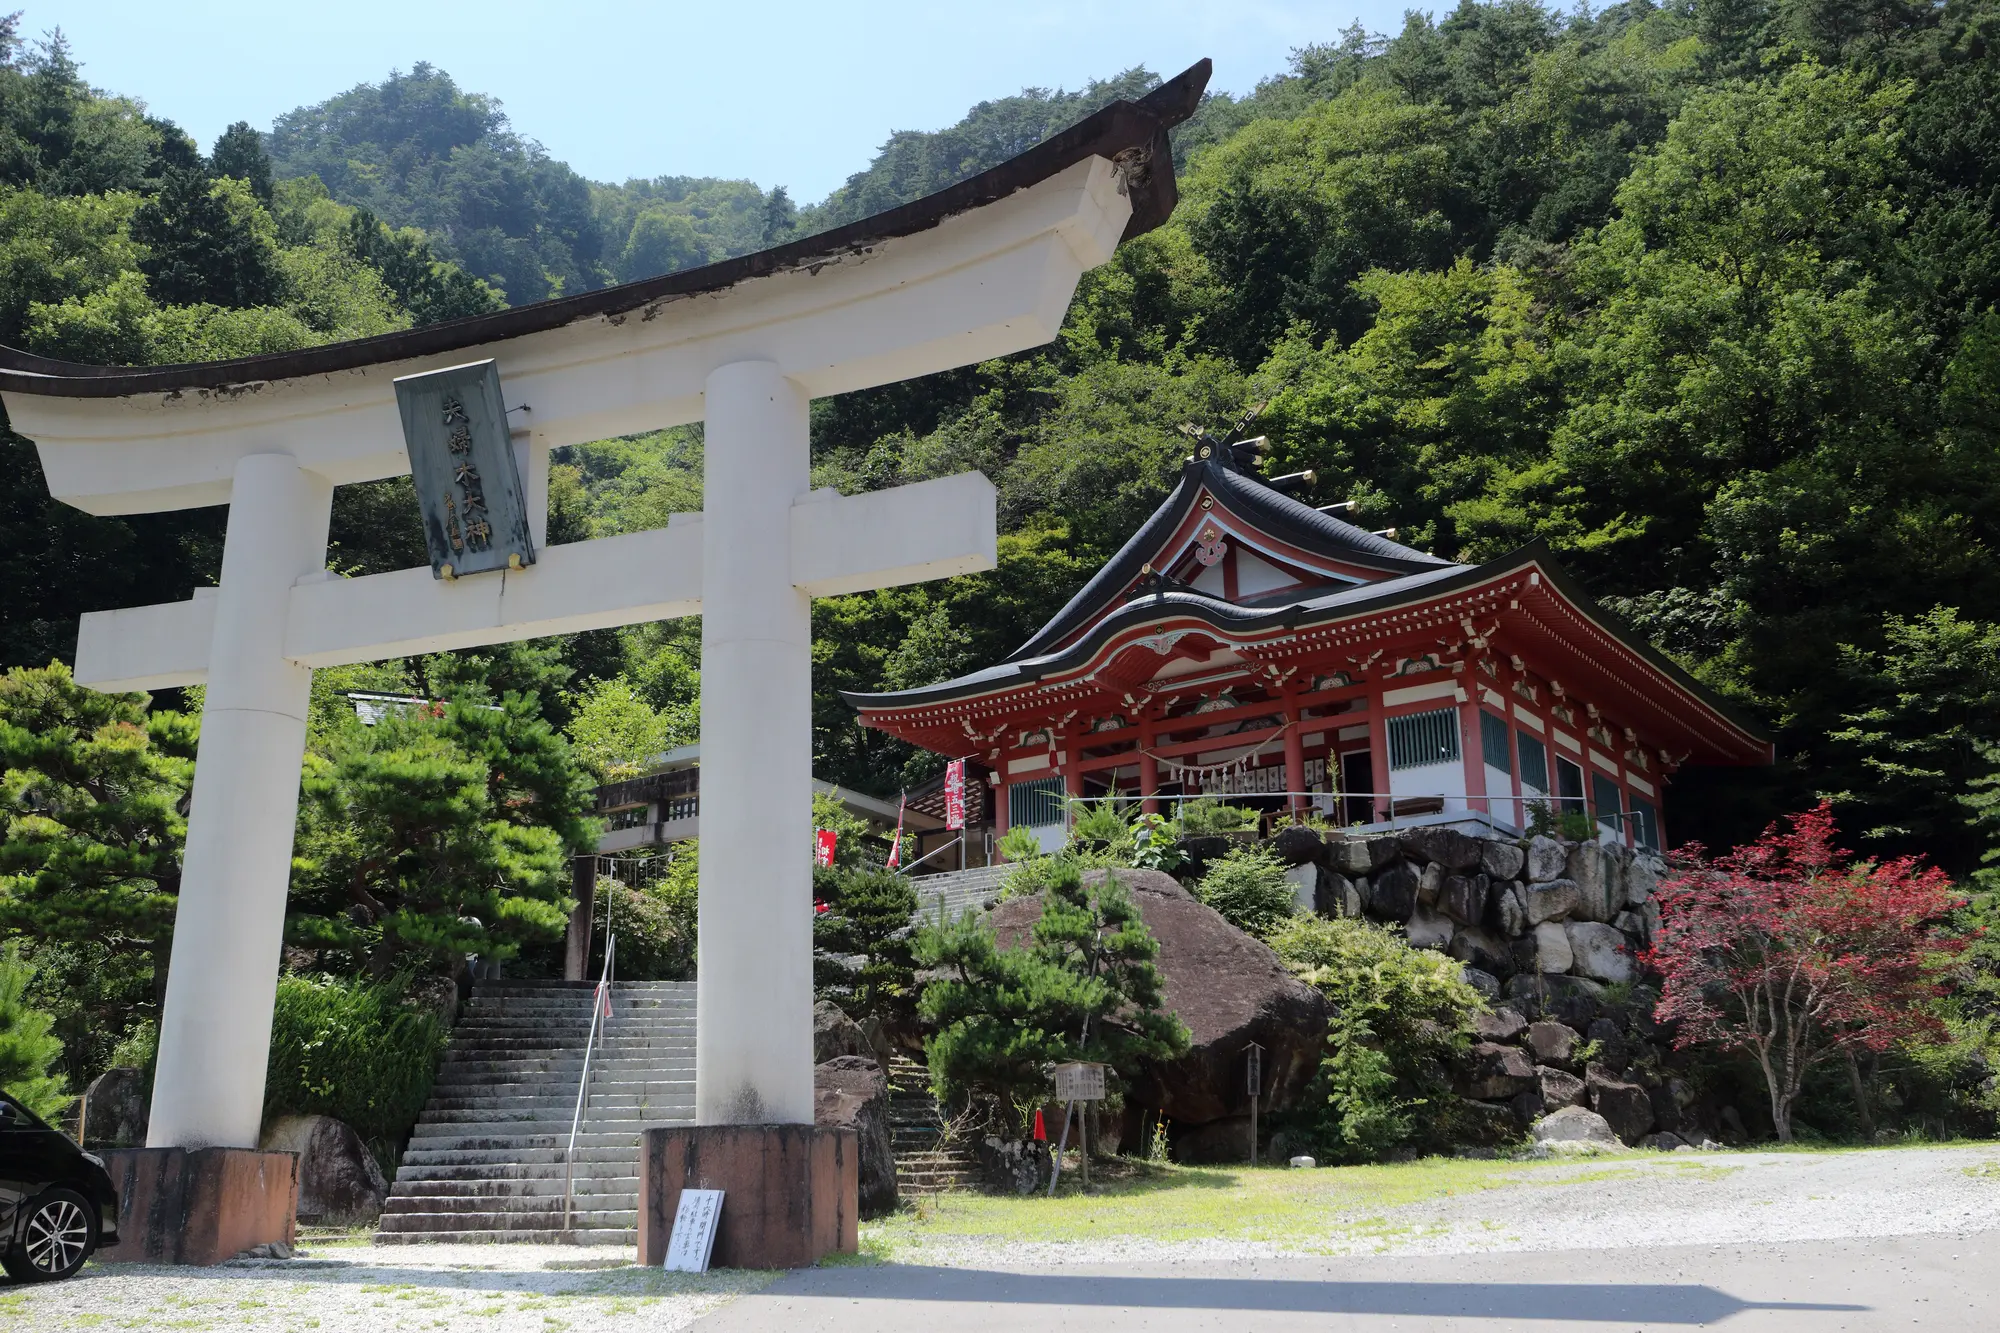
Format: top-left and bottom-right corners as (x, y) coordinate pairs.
(814, 828), (838, 867)
(944, 759), (966, 831)
(886, 793), (906, 868)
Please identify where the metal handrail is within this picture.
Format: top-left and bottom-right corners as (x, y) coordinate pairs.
(895, 836), (965, 876)
(562, 865), (615, 1234)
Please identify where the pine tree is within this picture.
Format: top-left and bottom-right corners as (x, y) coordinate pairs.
(209, 120), (273, 203)
(0, 662), (193, 1011)
(813, 866), (917, 1020)
(0, 943), (70, 1122)
(288, 692), (596, 976)
(914, 860), (1186, 1125)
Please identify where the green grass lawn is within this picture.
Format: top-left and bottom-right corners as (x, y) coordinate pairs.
(861, 1154), (1734, 1256)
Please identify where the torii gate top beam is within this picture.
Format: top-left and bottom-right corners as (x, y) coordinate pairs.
(1, 62), (1209, 517)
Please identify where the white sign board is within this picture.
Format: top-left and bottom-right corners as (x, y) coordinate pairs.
(663, 1188), (724, 1272)
(1053, 1062), (1106, 1102)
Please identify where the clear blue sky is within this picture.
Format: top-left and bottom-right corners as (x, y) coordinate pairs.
(43, 1), (1415, 202)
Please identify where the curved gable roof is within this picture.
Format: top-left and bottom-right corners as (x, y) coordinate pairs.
(1012, 446), (1450, 659)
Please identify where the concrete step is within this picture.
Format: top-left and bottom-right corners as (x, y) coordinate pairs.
(373, 1227), (636, 1246)
(390, 1175), (641, 1197)
(376, 1209), (639, 1233)
(383, 1191), (638, 1216)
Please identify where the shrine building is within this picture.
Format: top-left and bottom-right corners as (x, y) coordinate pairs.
(846, 434), (1772, 855)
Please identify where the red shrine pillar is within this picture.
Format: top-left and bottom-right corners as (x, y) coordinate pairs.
(992, 769), (1009, 841)
(1458, 689), (1488, 828)
(1139, 712), (1160, 815)
(1282, 688), (1306, 815)
(1366, 680), (1391, 824)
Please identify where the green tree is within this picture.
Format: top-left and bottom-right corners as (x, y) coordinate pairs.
(0, 663), (193, 1011)
(565, 674), (690, 781)
(287, 694), (595, 976)
(132, 166), (284, 308)
(617, 209), (707, 282)
(813, 865), (917, 1020)
(914, 860), (1186, 1125)
(0, 943), (71, 1122)
(209, 119), (273, 203)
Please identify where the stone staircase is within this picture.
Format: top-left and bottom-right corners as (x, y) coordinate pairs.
(887, 1053), (979, 1195)
(374, 978), (695, 1244)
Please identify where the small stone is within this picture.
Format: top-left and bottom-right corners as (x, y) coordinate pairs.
(1289, 1155), (1317, 1169)
(1532, 1105), (1619, 1145)
(1481, 840), (1526, 882)
(1588, 1070), (1656, 1145)
(1525, 835), (1568, 883)
(1648, 1132), (1687, 1152)
(1508, 1089), (1546, 1125)
(1533, 920), (1573, 972)
(1407, 904), (1455, 950)
(1331, 838), (1375, 877)
(1615, 910), (1647, 946)
(1473, 1006), (1528, 1043)
(1565, 921), (1635, 984)
(1525, 1020), (1580, 1065)
(1524, 879), (1583, 926)
(1537, 1065), (1586, 1108)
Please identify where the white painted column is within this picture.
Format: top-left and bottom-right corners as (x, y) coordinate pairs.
(695, 360), (814, 1125)
(148, 452), (331, 1149)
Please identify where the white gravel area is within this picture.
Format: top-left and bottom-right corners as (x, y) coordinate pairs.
(7, 1146), (1997, 1328)
(883, 1144), (2000, 1269)
(0, 1240), (771, 1332)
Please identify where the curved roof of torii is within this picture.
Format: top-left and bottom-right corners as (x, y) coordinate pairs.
(844, 451), (1774, 767)
(0, 62), (1210, 399)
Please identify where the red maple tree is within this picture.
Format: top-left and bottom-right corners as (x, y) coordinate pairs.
(1642, 802), (1970, 1143)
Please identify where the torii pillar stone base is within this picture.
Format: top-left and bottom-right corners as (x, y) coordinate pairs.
(638, 1125), (857, 1269)
(97, 1147), (299, 1266)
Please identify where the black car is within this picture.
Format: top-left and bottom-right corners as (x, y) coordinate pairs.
(0, 1092), (119, 1282)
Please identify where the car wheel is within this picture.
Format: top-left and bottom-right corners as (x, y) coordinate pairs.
(4, 1188), (96, 1282)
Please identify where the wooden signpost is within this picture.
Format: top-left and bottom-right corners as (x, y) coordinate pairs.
(1048, 1062), (1106, 1195)
(663, 1188), (725, 1272)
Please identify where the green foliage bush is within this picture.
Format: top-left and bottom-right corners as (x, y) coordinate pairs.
(813, 864), (918, 1021)
(0, 943), (72, 1122)
(589, 865), (696, 982)
(264, 973), (447, 1160)
(1194, 844), (1298, 938)
(1173, 799), (1259, 836)
(1269, 915), (1485, 1161)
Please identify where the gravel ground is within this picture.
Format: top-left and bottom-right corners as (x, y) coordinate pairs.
(0, 1240), (771, 1332)
(6, 1145), (1996, 1330)
(882, 1144), (2000, 1268)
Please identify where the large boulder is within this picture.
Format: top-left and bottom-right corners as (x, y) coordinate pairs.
(1460, 1042), (1536, 1100)
(1439, 873), (1488, 926)
(258, 1115), (388, 1225)
(813, 1056), (897, 1218)
(813, 1000), (871, 1064)
(1537, 1066), (1586, 1108)
(1533, 1105), (1620, 1146)
(1524, 835), (1568, 883)
(1448, 926), (1511, 977)
(81, 1067), (148, 1148)
(1331, 835), (1403, 877)
(1472, 1007), (1528, 1043)
(1269, 824), (1324, 867)
(1626, 857), (1659, 905)
(1399, 826), (1484, 872)
(1523, 879), (1582, 926)
(1532, 921), (1574, 973)
(1587, 1067), (1656, 1145)
(1481, 840), (1526, 882)
(1365, 862), (1420, 921)
(1487, 880), (1529, 937)
(1566, 843), (1627, 923)
(989, 868), (1330, 1131)
(1284, 863), (1319, 913)
(1407, 905), (1455, 950)
(1565, 922), (1636, 984)
(1525, 1020), (1581, 1066)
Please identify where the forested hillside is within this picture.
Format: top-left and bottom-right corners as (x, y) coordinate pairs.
(5, 0), (2000, 876)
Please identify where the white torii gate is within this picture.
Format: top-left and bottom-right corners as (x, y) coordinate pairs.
(1, 69), (1205, 1179)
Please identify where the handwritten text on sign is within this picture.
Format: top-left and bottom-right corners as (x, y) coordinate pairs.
(663, 1188), (724, 1272)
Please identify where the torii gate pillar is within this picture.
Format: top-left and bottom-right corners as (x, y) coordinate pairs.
(696, 360), (815, 1124)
